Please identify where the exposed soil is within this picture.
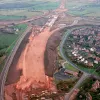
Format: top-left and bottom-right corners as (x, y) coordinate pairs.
(6, 31), (31, 85)
(5, 26), (66, 100)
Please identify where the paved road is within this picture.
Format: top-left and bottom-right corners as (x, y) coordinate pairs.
(59, 28), (87, 73)
(0, 25), (32, 100)
(59, 19), (100, 99)
(65, 73), (89, 100)
(59, 18), (92, 74)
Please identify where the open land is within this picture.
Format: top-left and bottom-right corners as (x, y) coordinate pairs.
(0, 0), (59, 21)
(0, 0), (100, 100)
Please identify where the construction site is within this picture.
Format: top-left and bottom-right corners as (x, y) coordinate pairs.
(3, 0), (68, 100)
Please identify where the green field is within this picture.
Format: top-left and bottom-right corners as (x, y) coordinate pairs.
(68, 7), (100, 17)
(0, 15), (25, 21)
(0, 10), (43, 21)
(32, 2), (60, 11)
(0, 0), (60, 21)
(64, 63), (79, 72)
(62, 26), (100, 77)
(66, 1), (100, 17)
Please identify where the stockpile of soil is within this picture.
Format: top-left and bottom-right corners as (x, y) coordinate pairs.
(44, 29), (64, 77)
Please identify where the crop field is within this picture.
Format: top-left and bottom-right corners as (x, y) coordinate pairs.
(75, 77), (100, 100)
(0, 10), (43, 20)
(0, 0), (60, 21)
(0, 24), (27, 54)
(32, 2), (60, 11)
(0, 0), (60, 10)
(0, 15), (25, 21)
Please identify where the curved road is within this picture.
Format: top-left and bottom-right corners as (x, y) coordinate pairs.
(59, 20), (100, 99)
(59, 19), (89, 74)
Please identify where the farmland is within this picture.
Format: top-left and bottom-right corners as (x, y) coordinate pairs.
(66, 1), (100, 17)
(0, 10), (44, 20)
(0, 0), (60, 21)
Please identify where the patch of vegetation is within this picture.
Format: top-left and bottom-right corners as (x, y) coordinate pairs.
(0, 15), (25, 21)
(75, 77), (100, 100)
(0, 1), (60, 11)
(56, 80), (77, 93)
(33, 2), (60, 11)
(64, 63), (79, 72)
(0, 0), (60, 20)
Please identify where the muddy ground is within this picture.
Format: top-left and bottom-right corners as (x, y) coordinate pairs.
(44, 28), (67, 77)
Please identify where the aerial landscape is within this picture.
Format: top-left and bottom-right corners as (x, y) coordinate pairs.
(0, 0), (100, 100)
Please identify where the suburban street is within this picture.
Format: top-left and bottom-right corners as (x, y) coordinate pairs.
(59, 17), (100, 99)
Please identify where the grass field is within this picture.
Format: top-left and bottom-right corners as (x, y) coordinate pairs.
(0, 10), (43, 20)
(66, 1), (100, 17)
(0, 0), (60, 11)
(32, 1), (60, 11)
(0, 0), (60, 21)
(64, 63), (79, 72)
(0, 15), (25, 21)
(59, 0), (100, 17)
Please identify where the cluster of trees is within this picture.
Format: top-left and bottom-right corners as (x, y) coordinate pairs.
(57, 80), (76, 92)
(75, 78), (98, 100)
(90, 88), (100, 100)
(0, 45), (8, 57)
